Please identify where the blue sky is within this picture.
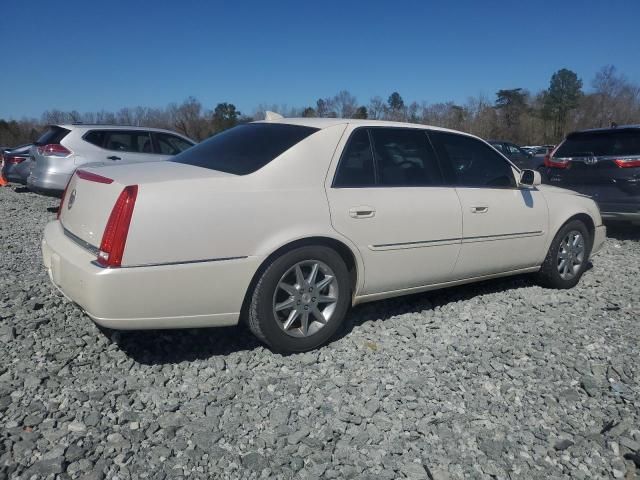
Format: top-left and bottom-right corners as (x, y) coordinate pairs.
(1, 0), (639, 119)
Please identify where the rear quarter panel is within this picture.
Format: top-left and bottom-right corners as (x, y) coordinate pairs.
(122, 124), (361, 270)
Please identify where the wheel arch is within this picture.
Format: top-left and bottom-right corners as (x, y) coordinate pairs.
(564, 212), (595, 251)
(239, 236), (362, 324)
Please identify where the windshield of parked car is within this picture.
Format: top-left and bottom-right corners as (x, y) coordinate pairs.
(555, 129), (640, 157)
(171, 123), (319, 175)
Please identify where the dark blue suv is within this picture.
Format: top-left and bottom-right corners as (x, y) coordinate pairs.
(543, 125), (640, 224)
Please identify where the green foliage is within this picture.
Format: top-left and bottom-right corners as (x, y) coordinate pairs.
(352, 106), (368, 119)
(301, 107), (316, 117)
(544, 69), (583, 137)
(387, 92), (404, 111)
(1, 67), (638, 148)
(212, 103), (240, 133)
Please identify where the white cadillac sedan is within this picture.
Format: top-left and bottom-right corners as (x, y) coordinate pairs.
(42, 117), (606, 352)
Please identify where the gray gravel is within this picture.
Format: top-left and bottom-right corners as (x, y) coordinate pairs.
(1, 184), (639, 479)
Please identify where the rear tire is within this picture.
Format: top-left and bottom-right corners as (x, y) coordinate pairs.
(247, 246), (351, 353)
(536, 219), (591, 289)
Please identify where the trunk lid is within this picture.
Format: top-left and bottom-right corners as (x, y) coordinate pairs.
(58, 161), (233, 249)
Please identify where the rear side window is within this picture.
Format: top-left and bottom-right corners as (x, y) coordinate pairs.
(84, 130), (106, 148)
(430, 132), (516, 188)
(555, 129), (640, 157)
(153, 133), (194, 155)
(86, 130), (153, 153)
(35, 126), (70, 145)
(172, 123), (318, 175)
(333, 129), (375, 187)
(370, 128), (443, 186)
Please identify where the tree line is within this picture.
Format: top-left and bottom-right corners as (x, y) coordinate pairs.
(1, 65), (638, 148)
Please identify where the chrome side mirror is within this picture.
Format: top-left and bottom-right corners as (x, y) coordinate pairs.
(520, 169), (541, 187)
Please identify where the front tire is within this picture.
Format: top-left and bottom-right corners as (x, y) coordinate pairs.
(536, 219), (591, 289)
(247, 246), (351, 353)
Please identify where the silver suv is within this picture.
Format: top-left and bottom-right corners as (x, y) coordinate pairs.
(27, 124), (195, 195)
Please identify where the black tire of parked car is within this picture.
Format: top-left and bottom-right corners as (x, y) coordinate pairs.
(536, 219), (591, 289)
(247, 246), (351, 353)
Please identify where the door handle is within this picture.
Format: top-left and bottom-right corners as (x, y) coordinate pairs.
(107, 156), (121, 161)
(349, 206), (376, 218)
(471, 206), (489, 213)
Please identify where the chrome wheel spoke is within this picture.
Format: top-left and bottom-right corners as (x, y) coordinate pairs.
(317, 295), (337, 304)
(315, 275), (334, 291)
(294, 265), (305, 287)
(307, 262), (319, 285)
(558, 259), (567, 271)
(300, 312), (310, 336)
(275, 297), (295, 312)
(311, 306), (326, 324)
(278, 282), (297, 296)
(283, 309), (299, 330)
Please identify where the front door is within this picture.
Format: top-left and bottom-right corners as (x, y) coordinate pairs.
(326, 127), (463, 295)
(429, 131), (548, 279)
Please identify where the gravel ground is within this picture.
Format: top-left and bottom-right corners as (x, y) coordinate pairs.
(1, 184), (639, 480)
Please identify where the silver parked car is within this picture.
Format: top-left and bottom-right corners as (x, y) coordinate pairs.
(1, 144), (33, 183)
(27, 124), (195, 195)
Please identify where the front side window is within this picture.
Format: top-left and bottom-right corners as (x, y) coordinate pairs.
(370, 128), (443, 186)
(430, 132), (516, 188)
(333, 129), (375, 187)
(172, 123), (318, 175)
(154, 133), (194, 155)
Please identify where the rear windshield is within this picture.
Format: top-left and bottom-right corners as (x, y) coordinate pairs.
(171, 123), (318, 175)
(35, 126), (71, 146)
(555, 129), (640, 157)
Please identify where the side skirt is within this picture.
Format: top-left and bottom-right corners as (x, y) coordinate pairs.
(352, 266), (540, 306)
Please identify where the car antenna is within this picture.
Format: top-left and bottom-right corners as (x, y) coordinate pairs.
(264, 111), (284, 121)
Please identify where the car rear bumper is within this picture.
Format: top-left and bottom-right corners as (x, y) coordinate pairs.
(545, 180), (640, 224)
(28, 170), (70, 194)
(2, 161), (31, 183)
(42, 220), (260, 329)
(599, 203), (640, 224)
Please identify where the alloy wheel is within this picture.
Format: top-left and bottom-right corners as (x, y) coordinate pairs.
(557, 230), (585, 280)
(272, 260), (339, 338)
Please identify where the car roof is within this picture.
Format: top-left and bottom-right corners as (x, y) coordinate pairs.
(257, 117), (486, 141)
(55, 124), (193, 137)
(571, 124), (640, 134)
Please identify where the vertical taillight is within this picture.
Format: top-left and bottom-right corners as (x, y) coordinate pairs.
(97, 185), (138, 268)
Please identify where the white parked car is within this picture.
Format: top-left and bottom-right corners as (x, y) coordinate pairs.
(42, 117), (606, 352)
(28, 124), (195, 195)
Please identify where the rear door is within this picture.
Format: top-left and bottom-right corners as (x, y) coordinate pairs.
(546, 128), (640, 215)
(429, 131), (548, 278)
(83, 130), (157, 165)
(326, 126), (462, 295)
